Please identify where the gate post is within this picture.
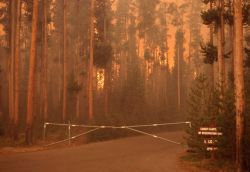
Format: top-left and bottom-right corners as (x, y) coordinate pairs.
(68, 121), (71, 145)
(43, 123), (47, 143)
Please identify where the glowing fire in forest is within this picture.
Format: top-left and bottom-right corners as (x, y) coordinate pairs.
(97, 69), (105, 90)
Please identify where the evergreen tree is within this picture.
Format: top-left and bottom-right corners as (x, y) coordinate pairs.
(186, 74), (214, 154)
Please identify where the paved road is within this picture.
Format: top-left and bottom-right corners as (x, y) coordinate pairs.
(0, 131), (188, 172)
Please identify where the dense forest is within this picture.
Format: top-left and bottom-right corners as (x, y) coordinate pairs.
(0, 0), (250, 171)
(0, 0), (201, 142)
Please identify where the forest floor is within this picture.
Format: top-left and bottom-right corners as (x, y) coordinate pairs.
(0, 131), (191, 172)
(180, 153), (235, 172)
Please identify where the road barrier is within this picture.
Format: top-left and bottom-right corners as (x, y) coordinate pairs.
(43, 121), (191, 147)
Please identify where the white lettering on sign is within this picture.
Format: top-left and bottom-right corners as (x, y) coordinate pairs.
(200, 127), (218, 131)
(198, 126), (223, 151)
(204, 139), (218, 144)
(206, 147), (218, 151)
(198, 131), (223, 136)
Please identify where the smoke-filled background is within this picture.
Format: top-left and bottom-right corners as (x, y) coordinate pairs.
(0, 0), (250, 144)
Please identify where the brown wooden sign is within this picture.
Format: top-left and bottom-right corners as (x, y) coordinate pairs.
(198, 127), (222, 151)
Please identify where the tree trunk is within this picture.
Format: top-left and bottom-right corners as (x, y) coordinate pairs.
(26, 0), (39, 145)
(230, 25), (234, 78)
(62, 0), (67, 121)
(13, 0), (21, 140)
(209, 1), (214, 91)
(217, 0), (225, 99)
(229, 0), (234, 82)
(177, 42), (180, 113)
(104, 68), (109, 116)
(103, 2), (109, 117)
(233, 0), (245, 171)
(0, 83), (1, 116)
(42, 0), (48, 121)
(8, 0), (15, 138)
(76, 0), (80, 120)
(58, 40), (62, 117)
(88, 0), (95, 120)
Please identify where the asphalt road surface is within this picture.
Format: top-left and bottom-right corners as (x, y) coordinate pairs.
(0, 131), (188, 172)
